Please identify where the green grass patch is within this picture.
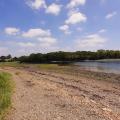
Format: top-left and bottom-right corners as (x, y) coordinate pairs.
(0, 62), (24, 68)
(37, 64), (59, 69)
(36, 64), (72, 73)
(0, 72), (13, 120)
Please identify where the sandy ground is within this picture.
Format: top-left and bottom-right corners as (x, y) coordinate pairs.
(1, 67), (120, 120)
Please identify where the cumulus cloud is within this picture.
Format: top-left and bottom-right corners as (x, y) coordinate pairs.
(38, 37), (57, 47)
(65, 11), (87, 25)
(27, 1), (61, 16)
(59, 25), (71, 34)
(67, 0), (86, 8)
(106, 11), (117, 19)
(76, 34), (107, 48)
(22, 28), (51, 38)
(46, 3), (62, 15)
(5, 27), (20, 35)
(21, 28), (58, 48)
(26, 0), (46, 10)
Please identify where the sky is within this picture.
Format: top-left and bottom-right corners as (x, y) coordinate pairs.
(0, 0), (120, 56)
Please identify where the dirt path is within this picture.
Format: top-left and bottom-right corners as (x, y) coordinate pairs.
(1, 67), (120, 120)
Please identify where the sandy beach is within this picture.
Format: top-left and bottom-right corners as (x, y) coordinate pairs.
(0, 64), (119, 120)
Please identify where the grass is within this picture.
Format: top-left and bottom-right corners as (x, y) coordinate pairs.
(0, 62), (73, 73)
(36, 64), (61, 70)
(0, 62), (25, 68)
(36, 63), (73, 73)
(0, 72), (13, 120)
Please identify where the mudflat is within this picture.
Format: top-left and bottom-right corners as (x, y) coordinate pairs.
(1, 66), (120, 120)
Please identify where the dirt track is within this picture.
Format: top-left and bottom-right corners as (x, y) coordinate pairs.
(1, 67), (120, 120)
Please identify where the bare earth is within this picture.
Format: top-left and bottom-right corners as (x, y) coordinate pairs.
(1, 67), (120, 120)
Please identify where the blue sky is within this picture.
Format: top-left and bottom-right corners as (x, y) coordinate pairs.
(0, 0), (120, 56)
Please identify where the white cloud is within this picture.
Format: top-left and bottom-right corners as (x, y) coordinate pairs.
(21, 28), (58, 48)
(106, 11), (117, 19)
(65, 11), (87, 25)
(27, 1), (61, 16)
(21, 27), (58, 48)
(38, 36), (57, 47)
(26, 0), (46, 10)
(22, 28), (51, 38)
(76, 34), (107, 48)
(59, 25), (71, 34)
(67, 0), (86, 8)
(18, 42), (35, 47)
(5, 27), (20, 35)
(46, 3), (62, 15)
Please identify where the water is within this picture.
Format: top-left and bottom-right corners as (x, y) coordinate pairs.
(74, 60), (120, 74)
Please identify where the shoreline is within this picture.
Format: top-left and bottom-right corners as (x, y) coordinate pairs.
(2, 66), (120, 120)
(0, 62), (120, 84)
(35, 64), (120, 85)
(72, 65), (120, 84)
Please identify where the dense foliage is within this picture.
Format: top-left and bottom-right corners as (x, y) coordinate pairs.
(1, 50), (120, 63)
(0, 55), (12, 62)
(18, 50), (120, 63)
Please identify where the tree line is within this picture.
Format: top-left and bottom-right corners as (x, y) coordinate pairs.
(0, 55), (12, 62)
(1, 50), (120, 63)
(18, 50), (120, 63)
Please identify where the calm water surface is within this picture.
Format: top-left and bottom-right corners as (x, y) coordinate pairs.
(74, 60), (120, 74)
